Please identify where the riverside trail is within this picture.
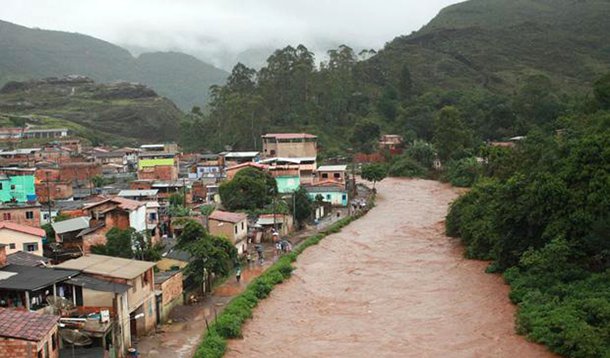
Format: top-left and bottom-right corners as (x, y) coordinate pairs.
(226, 178), (556, 357)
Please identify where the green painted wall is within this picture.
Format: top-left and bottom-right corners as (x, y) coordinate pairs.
(276, 176), (300, 194)
(138, 158), (175, 169)
(0, 175), (36, 202)
(307, 190), (348, 207)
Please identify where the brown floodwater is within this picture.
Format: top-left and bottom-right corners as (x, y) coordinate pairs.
(226, 178), (555, 358)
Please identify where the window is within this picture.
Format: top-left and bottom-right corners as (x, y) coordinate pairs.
(321, 173), (328, 179)
(2, 213), (10, 220)
(234, 226), (238, 234)
(24, 242), (39, 252)
(342, 194), (347, 201)
(334, 173), (341, 179)
(10, 184), (15, 190)
(52, 333), (57, 350)
(26, 211), (34, 219)
(326, 194), (331, 200)
(149, 212), (157, 221)
(0, 183), (2, 190)
(9, 243), (15, 250)
(241, 222), (244, 230)
(142, 272), (149, 288)
(37, 350), (43, 358)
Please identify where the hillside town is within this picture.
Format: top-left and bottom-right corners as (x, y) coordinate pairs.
(0, 129), (379, 357)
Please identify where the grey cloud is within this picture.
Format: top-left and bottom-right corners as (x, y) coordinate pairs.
(2, 0), (462, 69)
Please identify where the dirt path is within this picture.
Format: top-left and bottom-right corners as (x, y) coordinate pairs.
(226, 178), (555, 357)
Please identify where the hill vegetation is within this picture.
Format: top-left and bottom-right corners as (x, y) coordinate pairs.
(445, 75), (610, 357)
(0, 20), (228, 110)
(180, 0), (610, 154)
(0, 76), (182, 145)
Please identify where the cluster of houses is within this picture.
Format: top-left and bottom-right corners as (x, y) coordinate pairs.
(0, 131), (355, 357)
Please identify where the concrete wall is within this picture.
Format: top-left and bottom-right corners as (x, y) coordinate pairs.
(155, 272), (184, 323)
(129, 206), (147, 232)
(208, 218), (248, 254)
(0, 229), (44, 256)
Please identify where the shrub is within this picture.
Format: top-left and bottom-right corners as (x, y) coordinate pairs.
(388, 155), (427, 177)
(215, 313), (243, 338)
(250, 279), (273, 299)
(195, 329), (226, 358)
(445, 157), (482, 187)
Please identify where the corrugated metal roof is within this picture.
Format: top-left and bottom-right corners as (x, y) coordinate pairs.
(54, 254), (156, 280)
(318, 165), (348, 172)
(66, 274), (130, 294)
(0, 265), (80, 291)
(261, 133), (317, 139)
(51, 217), (90, 234)
(118, 189), (159, 197)
(6, 251), (49, 267)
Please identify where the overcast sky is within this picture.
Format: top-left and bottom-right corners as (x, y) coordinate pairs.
(2, 0), (462, 69)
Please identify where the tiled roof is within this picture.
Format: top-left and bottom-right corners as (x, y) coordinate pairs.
(209, 210), (247, 223)
(0, 308), (58, 341)
(262, 133), (317, 139)
(0, 222), (45, 237)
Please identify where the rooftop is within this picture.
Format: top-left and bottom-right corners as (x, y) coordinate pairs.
(52, 216), (90, 234)
(0, 308), (58, 341)
(6, 251), (49, 267)
(66, 274), (130, 294)
(84, 196), (144, 211)
(318, 165), (348, 172)
(118, 189), (159, 197)
(259, 157), (316, 164)
(154, 270), (181, 285)
(209, 210), (248, 224)
(54, 254), (156, 280)
(262, 133), (317, 139)
(225, 162), (268, 171)
(0, 265), (80, 291)
(222, 151), (260, 158)
(0, 222), (46, 237)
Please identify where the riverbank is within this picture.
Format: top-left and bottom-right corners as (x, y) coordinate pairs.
(225, 178), (555, 357)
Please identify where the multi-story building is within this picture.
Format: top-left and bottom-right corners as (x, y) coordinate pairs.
(0, 168), (37, 203)
(261, 133), (317, 158)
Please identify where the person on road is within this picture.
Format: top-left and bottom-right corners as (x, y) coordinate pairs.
(236, 268), (242, 283)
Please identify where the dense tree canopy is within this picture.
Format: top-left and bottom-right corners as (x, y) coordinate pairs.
(445, 77), (610, 357)
(219, 167), (277, 211)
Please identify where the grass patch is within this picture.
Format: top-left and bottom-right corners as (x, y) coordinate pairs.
(194, 193), (375, 358)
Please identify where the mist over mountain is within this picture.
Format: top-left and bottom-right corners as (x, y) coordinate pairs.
(0, 20), (228, 110)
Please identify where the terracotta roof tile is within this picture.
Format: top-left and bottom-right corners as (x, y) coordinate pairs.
(0, 222), (45, 237)
(0, 308), (58, 341)
(209, 210), (247, 223)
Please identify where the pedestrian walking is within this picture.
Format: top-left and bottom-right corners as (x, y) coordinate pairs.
(236, 268), (242, 283)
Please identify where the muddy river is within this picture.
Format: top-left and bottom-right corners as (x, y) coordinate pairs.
(225, 178), (554, 357)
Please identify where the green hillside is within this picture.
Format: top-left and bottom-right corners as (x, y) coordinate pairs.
(0, 20), (228, 110)
(0, 76), (182, 145)
(181, 0), (610, 153)
(372, 0), (610, 93)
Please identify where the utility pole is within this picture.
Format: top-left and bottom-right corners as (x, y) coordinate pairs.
(45, 171), (52, 224)
(292, 191), (297, 229)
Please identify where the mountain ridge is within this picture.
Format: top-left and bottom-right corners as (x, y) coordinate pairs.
(0, 19), (228, 110)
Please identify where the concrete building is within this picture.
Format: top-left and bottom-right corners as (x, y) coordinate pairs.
(0, 308), (60, 358)
(154, 270), (184, 323)
(208, 210), (248, 254)
(0, 222), (46, 256)
(55, 255), (158, 348)
(0, 168), (37, 203)
(261, 133), (317, 158)
(0, 203), (42, 227)
(316, 165), (348, 184)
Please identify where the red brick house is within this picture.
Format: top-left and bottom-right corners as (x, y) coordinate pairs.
(0, 308), (60, 358)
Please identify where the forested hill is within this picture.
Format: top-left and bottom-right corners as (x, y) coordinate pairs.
(0, 20), (228, 110)
(378, 0), (610, 93)
(181, 0), (610, 154)
(0, 76), (182, 145)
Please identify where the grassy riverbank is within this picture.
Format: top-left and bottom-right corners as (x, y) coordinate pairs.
(195, 198), (374, 358)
